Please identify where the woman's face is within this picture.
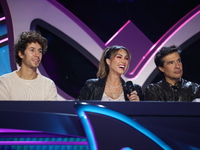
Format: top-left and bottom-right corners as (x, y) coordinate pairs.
(106, 49), (130, 75)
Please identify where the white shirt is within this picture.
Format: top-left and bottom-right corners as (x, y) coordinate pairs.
(0, 71), (57, 100)
(101, 92), (125, 101)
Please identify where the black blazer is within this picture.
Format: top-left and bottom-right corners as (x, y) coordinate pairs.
(144, 78), (200, 101)
(76, 76), (143, 101)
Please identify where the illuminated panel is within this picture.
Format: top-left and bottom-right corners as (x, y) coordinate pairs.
(0, 17), (7, 36)
(0, 129), (88, 149)
(75, 103), (172, 150)
(0, 15), (11, 76)
(0, 45), (12, 76)
(0, 16), (6, 21)
(0, 38), (8, 43)
(0, 141), (87, 145)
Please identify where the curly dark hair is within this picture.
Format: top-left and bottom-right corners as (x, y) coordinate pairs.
(14, 30), (48, 66)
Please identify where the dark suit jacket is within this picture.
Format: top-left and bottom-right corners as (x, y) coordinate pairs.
(144, 78), (200, 101)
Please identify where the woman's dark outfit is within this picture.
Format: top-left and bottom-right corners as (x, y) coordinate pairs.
(77, 76), (143, 101)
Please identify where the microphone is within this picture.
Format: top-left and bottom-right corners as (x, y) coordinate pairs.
(126, 81), (135, 95)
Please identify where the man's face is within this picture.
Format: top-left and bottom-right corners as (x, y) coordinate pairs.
(18, 42), (43, 70)
(158, 52), (183, 84)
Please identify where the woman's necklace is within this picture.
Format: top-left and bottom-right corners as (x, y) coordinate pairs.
(106, 82), (122, 88)
(106, 82), (122, 98)
(107, 90), (122, 100)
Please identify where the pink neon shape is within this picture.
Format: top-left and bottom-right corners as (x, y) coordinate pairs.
(105, 20), (131, 46)
(0, 16), (6, 21)
(0, 37), (8, 44)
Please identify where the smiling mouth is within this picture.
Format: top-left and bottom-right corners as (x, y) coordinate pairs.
(119, 65), (125, 69)
(33, 60), (40, 63)
(33, 59), (40, 61)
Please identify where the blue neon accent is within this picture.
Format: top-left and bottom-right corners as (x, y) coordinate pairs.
(75, 103), (173, 150)
(121, 147), (133, 150)
(0, 45), (12, 76)
(0, 19), (11, 76)
(0, 24), (7, 36)
(77, 110), (97, 150)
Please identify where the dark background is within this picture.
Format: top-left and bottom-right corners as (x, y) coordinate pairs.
(56, 0), (199, 43)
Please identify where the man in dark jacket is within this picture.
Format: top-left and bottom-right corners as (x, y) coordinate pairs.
(144, 45), (200, 101)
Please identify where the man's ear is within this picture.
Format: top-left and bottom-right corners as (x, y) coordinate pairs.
(106, 58), (110, 66)
(18, 51), (23, 59)
(158, 66), (164, 73)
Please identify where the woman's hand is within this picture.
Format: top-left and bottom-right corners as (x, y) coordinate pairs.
(127, 91), (140, 101)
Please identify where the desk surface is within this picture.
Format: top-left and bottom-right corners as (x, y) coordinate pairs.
(0, 100), (200, 150)
(0, 101), (200, 149)
(0, 100), (200, 116)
